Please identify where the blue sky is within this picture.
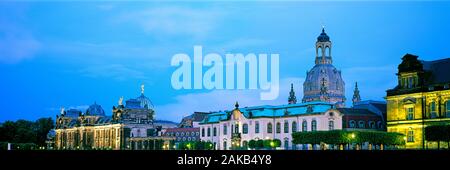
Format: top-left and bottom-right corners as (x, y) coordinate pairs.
(1, 1), (450, 123)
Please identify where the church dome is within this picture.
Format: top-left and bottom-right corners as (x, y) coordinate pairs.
(85, 102), (105, 116)
(317, 28), (330, 42)
(136, 94), (154, 109)
(303, 64), (346, 104)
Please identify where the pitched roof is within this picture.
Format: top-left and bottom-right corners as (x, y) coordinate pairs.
(422, 58), (450, 85)
(336, 108), (378, 116)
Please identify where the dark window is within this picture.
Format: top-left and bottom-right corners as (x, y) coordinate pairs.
(311, 120), (317, 131)
(430, 102), (437, 118)
(358, 121), (365, 128)
(223, 124), (227, 135)
(201, 128), (205, 137)
(267, 123), (273, 133)
(292, 121), (297, 132)
(284, 121), (289, 133)
(276, 122), (281, 133)
(255, 121), (260, 134)
(213, 127), (217, 136)
(207, 127), (211, 137)
(302, 120), (307, 132)
(349, 120), (356, 128)
(243, 124), (248, 134)
(328, 120), (334, 130)
(407, 128), (414, 142)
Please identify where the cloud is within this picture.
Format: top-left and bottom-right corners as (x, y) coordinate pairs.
(114, 6), (225, 39)
(155, 77), (304, 122)
(0, 20), (40, 64)
(79, 64), (148, 81)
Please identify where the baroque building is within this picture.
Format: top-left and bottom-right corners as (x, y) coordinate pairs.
(303, 28), (346, 107)
(386, 54), (450, 149)
(54, 85), (177, 150)
(197, 101), (384, 150)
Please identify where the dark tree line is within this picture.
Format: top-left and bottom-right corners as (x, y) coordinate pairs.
(0, 118), (54, 148)
(425, 125), (450, 149)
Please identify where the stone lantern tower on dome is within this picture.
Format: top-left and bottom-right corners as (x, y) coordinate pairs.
(302, 28), (346, 108)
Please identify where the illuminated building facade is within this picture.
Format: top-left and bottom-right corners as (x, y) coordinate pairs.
(386, 54), (450, 149)
(54, 85), (177, 150)
(198, 99), (384, 150)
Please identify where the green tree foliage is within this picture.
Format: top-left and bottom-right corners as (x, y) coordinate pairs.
(425, 125), (450, 149)
(292, 130), (405, 146)
(178, 141), (214, 150)
(0, 118), (54, 149)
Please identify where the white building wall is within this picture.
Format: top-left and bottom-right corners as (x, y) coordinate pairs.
(199, 109), (343, 150)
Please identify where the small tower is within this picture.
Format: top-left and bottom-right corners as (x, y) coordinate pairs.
(315, 27), (332, 65)
(288, 83), (297, 104)
(352, 82), (361, 106)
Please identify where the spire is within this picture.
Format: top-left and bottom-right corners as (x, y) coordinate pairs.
(141, 83), (145, 95)
(288, 83), (297, 104)
(352, 82), (361, 106)
(235, 101), (239, 109)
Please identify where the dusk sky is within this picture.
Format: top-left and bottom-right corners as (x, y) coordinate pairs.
(1, 1), (450, 123)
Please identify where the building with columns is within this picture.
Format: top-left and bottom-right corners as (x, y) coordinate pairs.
(54, 85), (177, 150)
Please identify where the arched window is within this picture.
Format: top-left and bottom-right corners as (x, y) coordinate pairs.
(302, 120), (307, 132)
(213, 127), (217, 136)
(446, 101), (450, 118)
(243, 124), (249, 134)
(358, 121), (365, 128)
(377, 121), (382, 129)
(349, 120), (356, 128)
(276, 122), (281, 133)
(201, 128), (205, 137)
(234, 124), (239, 133)
(207, 127), (211, 137)
(430, 101), (437, 118)
(223, 124), (227, 135)
(369, 121), (376, 129)
(292, 121), (297, 132)
(406, 107), (414, 120)
(223, 140), (227, 150)
(267, 123), (273, 133)
(311, 120), (317, 131)
(255, 121), (260, 134)
(284, 138), (289, 150)
(328, 120), (334, 130)
(284, 121), (289, 133)
(181, 132), (184, 136)
(407, 128), (414, 142)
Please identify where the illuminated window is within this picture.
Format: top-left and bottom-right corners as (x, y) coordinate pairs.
(328, 121), (334, 130)
(292, 121), (297, 132)
(255, 121), (260, 134)
(302, 120), (307, 132)
(223, 124), (227, 135)
(267, 123), (273, 133)
(284, 121), (289, 133)
(407, 128), (414, 142)
(311, 120), (317, 131)
(243, 124), (249, 134)
(349, 120), (356, 128)
(276, 122), (281, 133)
(369, 121), (376, 129)
(358, 121), (365, 128)
(430, 102), (437, 118)
(406, 107), (414, 120)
